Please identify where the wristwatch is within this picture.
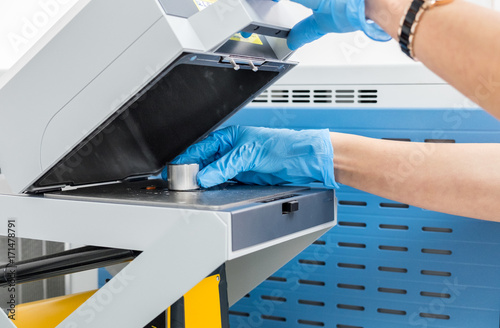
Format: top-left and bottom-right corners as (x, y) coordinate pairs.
(399, 0), (455, 59)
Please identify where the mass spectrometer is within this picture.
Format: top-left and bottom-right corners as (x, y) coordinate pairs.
(0, 1), (336, 327)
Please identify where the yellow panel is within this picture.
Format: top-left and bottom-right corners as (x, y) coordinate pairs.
(184, 274), (222, 328)
(229, 33), (264, 45)
(12, 290), (96, 328)
(12, 275), (222, 328)
(167, 307), (171, 328)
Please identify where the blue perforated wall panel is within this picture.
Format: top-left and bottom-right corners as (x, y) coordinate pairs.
(225, 108), (500, 328)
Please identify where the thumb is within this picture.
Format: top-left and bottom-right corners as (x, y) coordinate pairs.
(287, 15), (324, 50)
(197, 143), (257, 188)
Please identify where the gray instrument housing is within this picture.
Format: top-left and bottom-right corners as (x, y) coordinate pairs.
(47, 179), (335, 251)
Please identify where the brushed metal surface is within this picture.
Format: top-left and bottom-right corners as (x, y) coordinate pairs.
(46, 179), (309, 210)
(167, 164), (200, 191)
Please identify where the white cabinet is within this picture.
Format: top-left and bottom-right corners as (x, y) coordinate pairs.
(0, 0), (78, 70)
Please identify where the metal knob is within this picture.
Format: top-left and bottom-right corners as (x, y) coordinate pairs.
(167, 164), (200, 191)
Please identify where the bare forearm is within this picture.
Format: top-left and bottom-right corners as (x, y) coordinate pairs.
(332, 132), (500, 221)
(366, 0), (500, 119)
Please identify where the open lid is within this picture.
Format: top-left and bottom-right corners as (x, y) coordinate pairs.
(28, 53), (294, 193)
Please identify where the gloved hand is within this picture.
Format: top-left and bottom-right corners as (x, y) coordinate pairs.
(287, 0), (391, 50)
(162, 126), (338, 189)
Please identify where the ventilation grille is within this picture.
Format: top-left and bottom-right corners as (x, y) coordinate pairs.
(252, 88), (378, 105)
(0, 237), (65, 305)
(230, 204), (459, 328)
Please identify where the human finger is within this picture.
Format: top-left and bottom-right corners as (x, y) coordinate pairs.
(197, 142), (257, 188)
(287, 14), (324, 50)
(161, 127), (236, 180)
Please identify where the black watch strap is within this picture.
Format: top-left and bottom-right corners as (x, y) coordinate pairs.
(399, 0), (425, 59)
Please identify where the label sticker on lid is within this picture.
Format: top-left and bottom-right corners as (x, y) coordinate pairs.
(230, 33), (264, 45)
(193, 0), (217, 10)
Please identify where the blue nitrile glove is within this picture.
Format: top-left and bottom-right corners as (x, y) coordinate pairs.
(287, 0), (391, 50)
(162, 126), (338, 189)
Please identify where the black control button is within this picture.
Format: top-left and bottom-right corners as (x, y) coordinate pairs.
(282, 200), (299, 214)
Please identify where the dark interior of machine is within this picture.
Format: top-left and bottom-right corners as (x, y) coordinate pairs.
(32, 55), (284, 191)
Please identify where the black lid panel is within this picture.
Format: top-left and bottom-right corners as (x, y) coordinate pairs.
(32, 53), (293, 191)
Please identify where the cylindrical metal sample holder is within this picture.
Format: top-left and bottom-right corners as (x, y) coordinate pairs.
(167, 163), (200, 191)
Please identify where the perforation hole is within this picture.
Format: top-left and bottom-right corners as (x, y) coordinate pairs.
(421, 270), (451, 277)
(261, 295), (286, 302)
(337, 304), (365, 311)
(379, 224), (409, 230)
(338, 242), (366, 249)
(252, 90), (269, 103)
(338, 200), (367, 206)
(378, 287), (407, 294)
(338, 263), (366, 270)
(292, 90), (311, 103)
(420, 291), (451, 298)
(380, 202), (410, 209)
(299, 259), (326, 266)
(243, 294), (250, 298)
(313, 90), (332, 104)
(313, 240), (326, 245)
(377, 308), (407, 316)
(338, 283), (365, 290)
(422, 227), (453, 233)
(298, 299), (325, 307)
(229, 311), (250, 317)
(299, 280), (325, 286)
(298, 319), (325, 326)
(271, 90), (289, 103)
(424, 139), (456, 143)
(262, 315), (286, 322)
(338, 221), (367, 228)
(420, 313), (450, 320)
(379, 266), (408, 273)
(382, 138), (411, 142)
(337, 325), (363, 328)
(379, 245), (408, 252)
(422, 248), (452, 255)
(267, 276), (287, 282)
(357, 90), (378, 104)
(335, 90), (355, 104)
